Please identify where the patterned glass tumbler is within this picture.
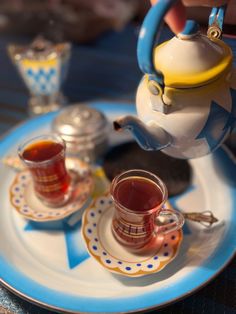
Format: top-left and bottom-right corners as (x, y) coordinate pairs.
(18, 134), (72, 207)
(110, 169), (185, 249)
(8, 36), (71, 116)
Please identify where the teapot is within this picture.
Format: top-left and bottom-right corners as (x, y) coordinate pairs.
(114, 0), (236, 159)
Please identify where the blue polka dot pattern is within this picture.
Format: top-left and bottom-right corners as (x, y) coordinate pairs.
(83, 194), (181, 277)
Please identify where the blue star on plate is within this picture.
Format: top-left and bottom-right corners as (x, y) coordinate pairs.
(24, 208), (90, 270)
(24, 184), (196, 269)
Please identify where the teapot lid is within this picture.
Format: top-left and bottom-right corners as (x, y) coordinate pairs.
(153, 21), (233, 88)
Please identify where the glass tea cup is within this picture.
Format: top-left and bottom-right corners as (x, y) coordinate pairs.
(18, 134), (71, 207)
(110, 169), (185, 249)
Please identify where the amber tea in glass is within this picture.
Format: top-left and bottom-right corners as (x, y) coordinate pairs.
(18, 134), (71, 207)
(110, 169), (184, 249)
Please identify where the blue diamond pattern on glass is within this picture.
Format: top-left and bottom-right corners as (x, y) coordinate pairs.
(22, 66), (59, 95)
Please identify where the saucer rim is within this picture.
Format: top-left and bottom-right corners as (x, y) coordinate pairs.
(9, 161), (94, 222)
(82, 197), (183, 277)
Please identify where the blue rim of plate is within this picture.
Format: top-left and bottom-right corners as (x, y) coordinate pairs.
(0, 101), (236, 314)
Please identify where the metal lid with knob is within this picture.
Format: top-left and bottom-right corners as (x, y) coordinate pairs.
(52, 104), (109, 163)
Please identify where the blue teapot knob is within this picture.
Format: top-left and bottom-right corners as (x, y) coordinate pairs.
(177, 20), (199, 39)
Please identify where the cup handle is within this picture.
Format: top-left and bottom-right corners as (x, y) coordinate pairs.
(155, 209), (185, 235)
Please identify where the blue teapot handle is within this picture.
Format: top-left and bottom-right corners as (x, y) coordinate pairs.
(137, 0), (177, 86)
(208, 5), (227, 39)
(137, 0), (227, 87)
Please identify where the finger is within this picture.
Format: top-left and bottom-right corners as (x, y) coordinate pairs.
(150, 0), (186, 34)
(165, 1), (186, 33)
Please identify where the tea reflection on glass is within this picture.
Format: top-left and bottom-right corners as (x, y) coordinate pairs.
(110, 169), (185, 249)
(18, 134), (71, 207)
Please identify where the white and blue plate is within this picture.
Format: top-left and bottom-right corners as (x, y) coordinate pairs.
(0, 101), (235, 313)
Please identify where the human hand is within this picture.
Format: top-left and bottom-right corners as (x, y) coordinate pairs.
(150, 0), (230, 34)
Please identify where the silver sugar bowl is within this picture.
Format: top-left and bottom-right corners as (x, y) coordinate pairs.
(52, 104), (109, 163)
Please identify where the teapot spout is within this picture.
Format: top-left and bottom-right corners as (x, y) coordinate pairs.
(114, 115), (171, 151)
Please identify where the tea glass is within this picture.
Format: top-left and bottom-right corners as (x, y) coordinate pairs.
(18, 134), (71, 207)
(110, 169), (185, 249)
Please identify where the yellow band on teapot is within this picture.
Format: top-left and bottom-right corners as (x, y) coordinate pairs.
(154, 38), (232, 89)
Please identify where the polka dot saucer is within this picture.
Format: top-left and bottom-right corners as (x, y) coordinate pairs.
(82, 194), (183, 277)
(9, 158), (94, 222)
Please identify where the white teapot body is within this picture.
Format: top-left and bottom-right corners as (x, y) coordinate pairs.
(136, 71), (236, 158)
